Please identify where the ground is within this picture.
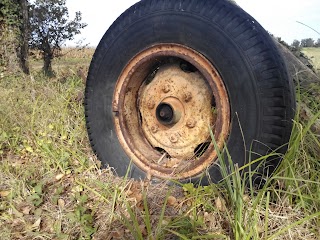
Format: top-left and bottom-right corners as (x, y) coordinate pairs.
(0, 48), (319, 240)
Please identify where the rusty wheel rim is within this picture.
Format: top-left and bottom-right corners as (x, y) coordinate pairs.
(113, 44), (230, 180)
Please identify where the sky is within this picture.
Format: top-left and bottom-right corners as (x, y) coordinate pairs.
(66, 0), (320, 47)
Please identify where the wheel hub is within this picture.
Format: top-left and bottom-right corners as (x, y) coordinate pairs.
(156, 103), (177, 125)
(140, 63), (214, 160)
(112, 43), (230, 179)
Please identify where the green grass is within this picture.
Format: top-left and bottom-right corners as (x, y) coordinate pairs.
(0, 49), (320, 239)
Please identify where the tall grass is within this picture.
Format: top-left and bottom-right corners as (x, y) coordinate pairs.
(0, 50), (319, 239)
(117, 100), (320, 239)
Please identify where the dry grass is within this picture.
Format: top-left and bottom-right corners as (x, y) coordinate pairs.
(29, 47), (95, 71)
(302, 47), (320, 73)
(0, 47), (319, 239)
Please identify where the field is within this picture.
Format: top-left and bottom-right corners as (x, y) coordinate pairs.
(0, 48), (320, 239)
(302, 47), (320, 72)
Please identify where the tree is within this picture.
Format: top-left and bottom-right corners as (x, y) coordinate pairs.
(29, 0), (87, 76)
(300, 38), (315, 48)
(291, 39), (300, 50)
(0, 0), (20, 69)
(17, 0), (30, 74)
(315, 38), (320, 48)
(0, 0), (30, 74)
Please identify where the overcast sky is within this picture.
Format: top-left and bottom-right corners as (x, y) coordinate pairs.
(66, 0), (320, 47)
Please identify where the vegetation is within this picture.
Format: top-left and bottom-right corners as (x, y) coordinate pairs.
(17, 0), (30, 75)
(291, 38), (320, 50)
(0, 0), (21, 70)
(0, 48), (319, 239)
(1, 0), (31, 74)
(0, 0), (86, 76)
(302, 47), (320, 71)
(29, 0), (87, 76)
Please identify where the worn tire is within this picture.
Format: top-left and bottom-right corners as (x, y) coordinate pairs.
(85, 0), (295, 185)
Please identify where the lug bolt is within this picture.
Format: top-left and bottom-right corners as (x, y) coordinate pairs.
(162, 84), (170, 93)
(169, 134), (178, 143)
(151, 125), (158, 133)
(184, 92), (192, 102)
(147, 100), (155, 109)
(186, 119), (196, 128)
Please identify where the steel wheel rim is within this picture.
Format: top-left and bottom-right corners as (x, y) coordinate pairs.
(113, 43), (230, 180)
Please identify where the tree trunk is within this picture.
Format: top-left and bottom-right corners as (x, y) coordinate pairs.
(17, 0), (29, 74)
(43, 51), (54, 76)
(42, 36), (54, 77)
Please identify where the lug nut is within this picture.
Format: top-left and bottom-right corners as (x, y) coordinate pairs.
(151, 125), (158, 133)
(147, 100), (155, 109)
(162, 84), (170, 93)
(186, 119), (196, 128)
(169, 134), (178, 143)
(184, 92), (192, 102)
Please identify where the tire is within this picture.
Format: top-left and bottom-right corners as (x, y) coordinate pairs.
(85, 0), (295, 185)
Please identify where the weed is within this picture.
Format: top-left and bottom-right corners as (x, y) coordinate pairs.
(0, 48), (319, 239)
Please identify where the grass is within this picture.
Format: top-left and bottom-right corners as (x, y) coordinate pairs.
(299, 48), (320, 113)
(0, 48), (320, 239)
(302, 47), (320, 72)
(29, 47), (94, 71)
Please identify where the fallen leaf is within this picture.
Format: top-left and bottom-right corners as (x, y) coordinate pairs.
(243, 194), (250, 202)
(133, 193), (143, 203)
(55, 173), (65, 181)
(0, 190), (10, 197)
(167, 196), (177, 206)
(22, 206), (32, 215)
(162, 219), (169, 225)
(58, 199), (65, 208)
(203, 211), (217, 224)
(215, 197), (226, 212)
(139, 224), (147, 236)
(111, 229), (124, 238)
(126, 189), (133, 196)
(32, 217), (41, 229)
(71, 185), (83, 193)
(76, 91), (84, 102)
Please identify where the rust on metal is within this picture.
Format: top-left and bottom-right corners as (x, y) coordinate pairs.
(169, 134), (179, 143)
(183, 92), (192, 102)
(151, 125), (158, 133)
(186, 119), (196, 128)
(139, 63), (213, 159)
(147, 100), (155, 109)
(161, 84), (171, 93)
(112, 43), (230, 180)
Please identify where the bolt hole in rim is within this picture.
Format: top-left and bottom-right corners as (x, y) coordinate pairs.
(113, 44), (230, 180)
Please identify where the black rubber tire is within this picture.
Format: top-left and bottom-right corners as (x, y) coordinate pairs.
(85, 0), (295, 185)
